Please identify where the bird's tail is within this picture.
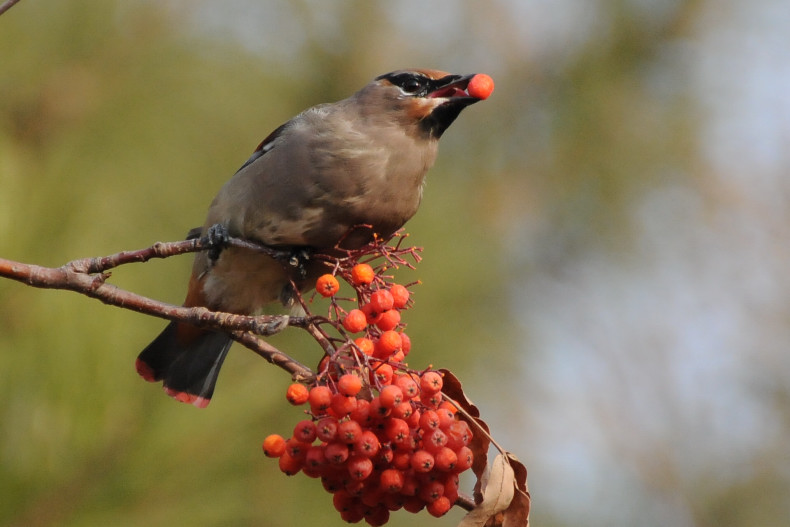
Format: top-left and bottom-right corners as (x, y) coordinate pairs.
(135, 322), (232, 408)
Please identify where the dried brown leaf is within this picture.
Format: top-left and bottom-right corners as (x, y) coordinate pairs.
(457, 454), (516, 527)
(501, 453), (530, 527)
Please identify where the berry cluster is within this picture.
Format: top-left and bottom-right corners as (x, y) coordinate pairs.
(264, 372), (474, 525)
(262, 243), (475, 524)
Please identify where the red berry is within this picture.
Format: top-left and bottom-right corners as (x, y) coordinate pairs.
(337, 373), (363, 397)
(350, 398), (372, 426)
(338, 419), (363, 443)
(423, 428), (449, 453)
(394, 375), (419, 399)
(379, 384), (404, 409)
(436, 408), (455, 430)
(375, 309), (401, 331)
(342, 309), (368, 333)
(400, 332), (412, 355)
(354, 337), (375, 356)
(333, 490), (355, 513)
(361, 303), (383, 325)
(380, 468), (405, 493)
(391, 401), (414, 420)
(293, 419), (317, 443)
(262, 434), (286, 457)
(278, 451), (302, 475)
(446, 421), (473, 450)
(419, 480), (445, 503)
(347, 455), (374, 481)
(285, 437), (311, 459)
(308, 385), (333, 413)
(372, 363), (394, 385)
(316, 273), (340, 297)
(375, 331), (402, 358)
(330, 393), (357, 417)
(325, 442), (350, 465)
(304, 444), (327, 471)
(370, 290), (394, 312)
(420, 371), (443, 394)
(434, 446), (458, 472)
(384, 418), (410, 444)
(286, 383), (309, 405)
(353, 430), (380, 457)
(467, 73), (495, 100)
(389, 284), (410, 309)
(419, 410), (441, 432)
(427, 495), (452, 517)
(455, 446), (474, 472)
(364, 504), (390, 526)
(410, 450), (435, 473)
(350, 263), (375, 285)
(316, 416), (339, 442)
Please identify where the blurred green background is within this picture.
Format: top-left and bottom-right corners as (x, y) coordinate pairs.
(2, 1), (789, 526)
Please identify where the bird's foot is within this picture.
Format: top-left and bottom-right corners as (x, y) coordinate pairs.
(273, 247), (312, 280)
(203, 223), (229, 263)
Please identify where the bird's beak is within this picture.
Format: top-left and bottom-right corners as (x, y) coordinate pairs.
(427, 74), (481, 102)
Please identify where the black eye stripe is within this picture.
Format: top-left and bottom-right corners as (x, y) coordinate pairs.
(378, 72), (430, 96)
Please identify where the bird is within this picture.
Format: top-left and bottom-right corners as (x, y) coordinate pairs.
(135, 68), (493, 408)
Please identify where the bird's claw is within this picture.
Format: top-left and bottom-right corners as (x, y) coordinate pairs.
(288, 248), (311, 279)
(204, 223), (229, 263)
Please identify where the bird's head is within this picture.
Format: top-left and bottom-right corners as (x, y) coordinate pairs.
(353, 69), (492, 138)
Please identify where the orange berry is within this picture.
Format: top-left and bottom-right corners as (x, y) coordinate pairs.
(278, 451), (303, 475)
(342, 308), (368, 333)
(419, 480), (445, 503)
(262, 434), (286, 457)
(434, 446), (458, 472)
(467, 73), (495, 100)
(316, 274), (340, 297)
(427, 495), (452, 517)
(347, 455), (374, 481)
(369, 290), (394, 312)
(353, 430), (380, 458)
(420, 371), (443, 394)
(338, 419), (363, 443)
(337, 373), (363, 397)
(394, 375), (419, 399)
(354, 337), (375, 356)
(400, 332), (412, 355)
(379, 384), (404, 409)
(330, 392), (357, 417)
(293, 419), (317, 443)
(361, 303), (384, 325)
(375, 309), (401, 331)
(372, 362), (394, 385)
(375, 330), (402, 358)
(350, 263), (375, 285)
(455, 446), (474, 472)
(380, 468), (405, 493)
(286, 383), (309, 405)
(308, 385), (333, 413)
(410, 449), (435, 473)
(316, 416), (339, 442)
(389, 284), (410, 309)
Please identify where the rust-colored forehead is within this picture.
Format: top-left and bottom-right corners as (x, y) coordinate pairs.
(407, 68), (452, 79)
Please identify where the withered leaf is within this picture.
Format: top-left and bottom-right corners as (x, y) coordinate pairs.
(501, 453), (530, 527)
(457, 454), (516, 527)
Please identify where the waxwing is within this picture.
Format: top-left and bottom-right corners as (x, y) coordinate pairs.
(136, 69), (492, 407)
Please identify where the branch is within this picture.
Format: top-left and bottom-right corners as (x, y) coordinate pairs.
(0, 0), (21, 16)
(0, 237), (314, 380)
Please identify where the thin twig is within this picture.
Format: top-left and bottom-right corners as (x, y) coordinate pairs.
(0, 0), (21, 17)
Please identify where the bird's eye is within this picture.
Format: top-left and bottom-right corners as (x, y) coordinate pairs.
(402, 78), (423, 93)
